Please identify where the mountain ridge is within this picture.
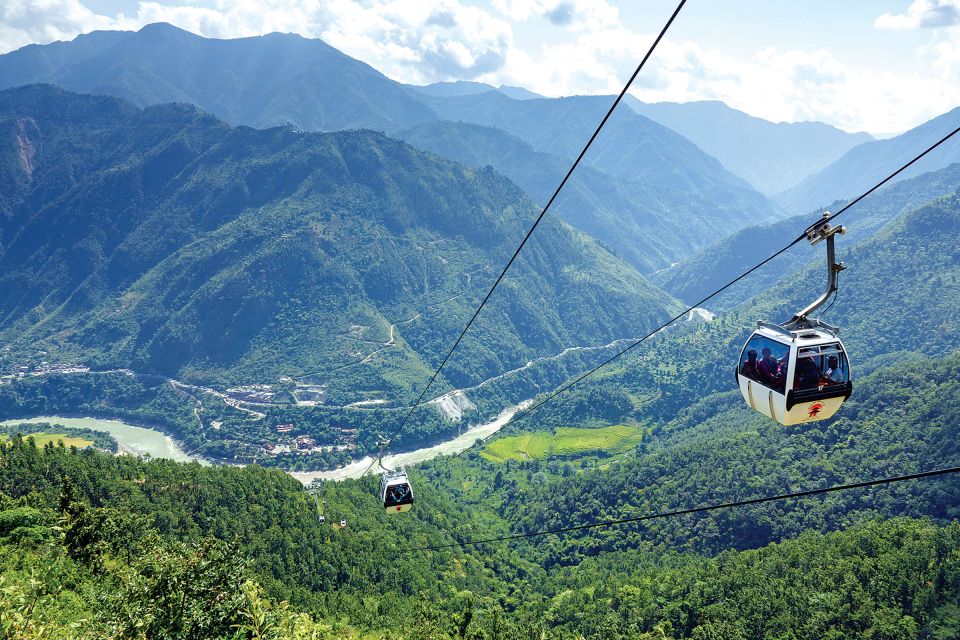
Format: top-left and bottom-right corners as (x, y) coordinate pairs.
(0, 85), (679, 402)
(627, 97), (873, 195)
(776, 106), (960, 213)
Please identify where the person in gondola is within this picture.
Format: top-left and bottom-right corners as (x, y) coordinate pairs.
(824, 355), (844, 383)
(741, 349), (761, 380)
(758, 347), (780, 388)
(388, 483), (410, 505)
(794, 357), (821, 390)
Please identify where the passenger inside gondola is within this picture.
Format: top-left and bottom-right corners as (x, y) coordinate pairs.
(794, 357), (821, 390)
(741, 349), (760, 380)
(385, 483), (411, 507)
(797, 343), (849, 388)
(740, 336), (790, 393)
(824, 355), (845, 383)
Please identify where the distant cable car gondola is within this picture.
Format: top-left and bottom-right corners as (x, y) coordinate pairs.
(381, 468), (414, 513)
(736, 213), (853, 425)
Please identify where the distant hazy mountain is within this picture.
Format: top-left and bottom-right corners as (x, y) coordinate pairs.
(407, 80), (498, 98)
(497, 85), (543, 100)
(776, 107), (960, 214)
(0, 86), (678, 395)
(626, 98), (873, 196)
(408, 81), (544, 101)
(421, 91), (781, 228)
(653, 162), (960, 308)
(0, 23), (437, 132)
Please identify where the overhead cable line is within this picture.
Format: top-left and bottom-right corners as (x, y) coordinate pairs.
(820, 123), (960, 230)
(363, 0), (690, 475)
(412, 465), (960, 551)
(488, 122), (960, 436)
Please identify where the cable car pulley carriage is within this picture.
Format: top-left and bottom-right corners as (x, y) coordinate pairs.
(736, 212), (853, 425)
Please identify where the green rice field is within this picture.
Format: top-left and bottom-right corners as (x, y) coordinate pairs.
(482, 424), (645, 462)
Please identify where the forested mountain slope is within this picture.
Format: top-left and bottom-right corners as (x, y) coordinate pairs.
(0, 24), (785, 274)
(0, 85), (678, 397)
(653, 162), (960, 307)
(416, 191), (960, 584)
(495, 350), (960, 565)
(422, 90), (781, 230)
(627, 97), (873, 194)
(0, 22), (437, 132)
(777, 106), (960, 213)
(2, 373), (959, 638)
(399, 120), (728, 273)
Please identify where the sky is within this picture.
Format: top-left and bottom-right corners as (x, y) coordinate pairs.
(2, 0), (960, 135)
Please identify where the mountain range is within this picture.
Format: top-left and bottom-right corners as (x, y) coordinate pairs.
(626, 98), (873, 195)
(0, 85), (677, 400)
(0, 22), (789, 274)
(0, 22), (437, 132)
(776, 106), (960, 213)
(652, 162), (960, 308)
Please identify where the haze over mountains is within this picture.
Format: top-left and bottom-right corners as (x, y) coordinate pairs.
(0, 22), (437, 132)
(0, 22), (785, 273)
(653, 162), (960, 308)
(626, 98), (873, 195)
(777, 106), (960, 213)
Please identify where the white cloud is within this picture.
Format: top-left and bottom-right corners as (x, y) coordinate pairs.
(490, 0), (618, 31)
(627, 39), (960, 134)
(0, 1), (957, 133)
(875, 0), (960, 30)
(319, 1), (512, 81)
(0, 0), (133, 52)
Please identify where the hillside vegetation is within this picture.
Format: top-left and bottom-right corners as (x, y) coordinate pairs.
(0, 85), (677, 397)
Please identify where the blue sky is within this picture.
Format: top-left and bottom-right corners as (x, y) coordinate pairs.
(3, 1), (959, 135)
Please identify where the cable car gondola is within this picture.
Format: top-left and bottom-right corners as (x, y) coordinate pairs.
(736, 213), (853, 425)
(381, 468), (414, 513)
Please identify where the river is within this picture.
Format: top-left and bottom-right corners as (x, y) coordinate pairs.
(0, 402), (529, 483)
(0, 415), (206, 463)
(288, 401), (530, 484)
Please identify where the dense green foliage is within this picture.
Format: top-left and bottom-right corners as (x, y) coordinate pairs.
(1, 423), (959, 638)
(539, 518), (960, 639)
(399, 119), (760, 274)
(654, 162), (960, 307)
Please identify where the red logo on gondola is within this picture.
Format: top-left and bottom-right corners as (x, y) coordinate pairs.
(808, 402), (824, 418)
(396, 506), (402, 511)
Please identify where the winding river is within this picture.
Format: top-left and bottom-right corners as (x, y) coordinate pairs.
(0, 402), (529, 483)
(288, 401), (530, 484)
(0, 416), (206, 464)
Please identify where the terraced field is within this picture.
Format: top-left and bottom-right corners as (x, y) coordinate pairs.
(482, 424), (645, 462)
